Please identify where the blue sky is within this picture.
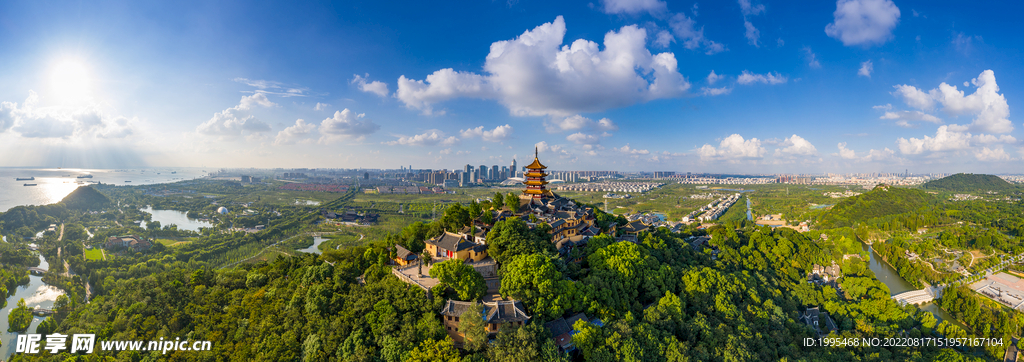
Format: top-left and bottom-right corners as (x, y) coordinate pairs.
(0, 0), (1021, 174)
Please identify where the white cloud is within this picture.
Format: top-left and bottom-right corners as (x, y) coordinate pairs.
(534, 141), (564, 154)
(863, 147), (899, 162)
(774, 134), (818, 156)
(737, 70), (787, 85)
(396, 17), (690, 117)
(314, 102), (330, 111)
(706, 70), (723, 84)
(233, 78), (308, 97)
(318, 109), (380, 142)
(615, 144), (650, 155)
(567, 132), (601, 145)
(460, 124), (514, 142)
(893, 70), (1012, 134)
(669, 13), (726, 55)
(802, 47), (821, 68)
(238, 93), (276, 110)
(653, 30), (674, 48)
(196, 94), (276, 136)
(701, 87), (732, 96)
(738, 0), (765, 47)
(896, 125), (972, 155)
(351, 74), (390, 97)
(544, 114), (618, 133)
(837, 142), (857, 159)
(880, 110), (942, 128)
(975, 146), (1011, 161)
(972, 134), (1016, 144)
(743, 21), (760, 47)
(600, 0), (666, 15)
(825, 0), (901, 47)
(0, 92), (136, 139)
(387, 129), (457, 146)
(274, 119), (317, 145)
(698, 134), (764, 160)
(858, 60), (873, 77)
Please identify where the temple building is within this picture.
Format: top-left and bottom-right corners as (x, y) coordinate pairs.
(522, 147), (554, 201)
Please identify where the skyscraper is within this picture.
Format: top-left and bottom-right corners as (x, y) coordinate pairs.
(479, 164), (488, 180)
(491, 165), (499, 181)
(511, 159), (517, 178)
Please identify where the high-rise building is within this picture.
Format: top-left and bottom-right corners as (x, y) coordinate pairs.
(465, 164), (473, 174)
(501, 166), (509, 179)
(511, 159), (517, 178)
(491, 165), (499, 181)
(479, 165), (488, 180)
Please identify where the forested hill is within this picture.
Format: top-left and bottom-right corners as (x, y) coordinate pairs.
(59, 186), (111, 210)
(817, 185), (936, 229)
(922, 173), (1015, 192)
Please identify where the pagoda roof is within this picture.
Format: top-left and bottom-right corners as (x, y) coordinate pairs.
(524, 158), (546, 170)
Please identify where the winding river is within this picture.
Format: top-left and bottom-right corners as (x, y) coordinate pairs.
(0, 255), (64, 359)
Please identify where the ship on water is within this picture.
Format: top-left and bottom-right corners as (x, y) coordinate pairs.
(77, 174), (93, 179)
(23, 183), (37, 186)
(15, 177), (34, 181)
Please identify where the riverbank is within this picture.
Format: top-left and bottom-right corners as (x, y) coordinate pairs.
(0, 254), (65, 359)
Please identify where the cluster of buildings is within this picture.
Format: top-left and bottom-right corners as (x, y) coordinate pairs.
(556, 182), (663, 193)
(823, 190), (862, 198)
(807, 262), (842, 286)
(322, 209), (379, 224)
(682, 193), (741, 223)
(104, 235), (152, 252)
(950, 194), (983, 201)
(677, 177), (774, 185)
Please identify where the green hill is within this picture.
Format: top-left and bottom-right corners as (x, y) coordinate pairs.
(60, 186), (111, 210)
(922, 173), (1015, 192)
(817, 184), (936, 228)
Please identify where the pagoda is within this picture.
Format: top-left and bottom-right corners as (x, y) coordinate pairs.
(522, 147), (553, 200)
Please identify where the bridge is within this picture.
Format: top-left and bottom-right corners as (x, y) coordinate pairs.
(32, 308), (53, 316)
(27, 267), (47, 275)
(893, 285), (945, 305)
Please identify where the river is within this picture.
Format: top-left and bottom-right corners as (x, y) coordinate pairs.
(297, 237), (328, 254)
(0, 255), (64, 359)
(745, 197), (752, 221)
(861, 243), (965, 329)
(141, 206), (213, 232)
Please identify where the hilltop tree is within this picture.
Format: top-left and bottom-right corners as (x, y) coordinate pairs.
(429, 259), (487, 301)
(486, 217), (553, 264)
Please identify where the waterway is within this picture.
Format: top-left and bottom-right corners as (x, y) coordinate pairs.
(745, 197), (752, 221)
(861, 243), (965, 329)
(0, 255), (64, 359)
(297, 237), (328, 254)
(141, 206), (213, 232)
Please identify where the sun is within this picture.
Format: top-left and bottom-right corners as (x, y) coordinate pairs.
(50, 59), (92, 102)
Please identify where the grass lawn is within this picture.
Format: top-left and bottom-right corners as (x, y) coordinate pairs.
(84, 248), (103, 261)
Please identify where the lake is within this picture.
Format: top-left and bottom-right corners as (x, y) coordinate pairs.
(297, 237), (329, 254)
(141, 206), (213, 232)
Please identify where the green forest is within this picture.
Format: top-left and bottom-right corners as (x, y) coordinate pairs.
(0, 179), (1020, 361)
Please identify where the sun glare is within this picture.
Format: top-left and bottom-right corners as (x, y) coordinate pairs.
(50, 59), (92, 102)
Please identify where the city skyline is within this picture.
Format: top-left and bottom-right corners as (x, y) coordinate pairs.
(0, 0), (1022, 174)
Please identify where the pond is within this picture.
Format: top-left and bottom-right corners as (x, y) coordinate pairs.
(294, 200), (321, 206)
(0, 255), (64, 359)
(141, 206), (213, 232)
(861, 243), (966, 329)
(297, 237), (329, 254)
